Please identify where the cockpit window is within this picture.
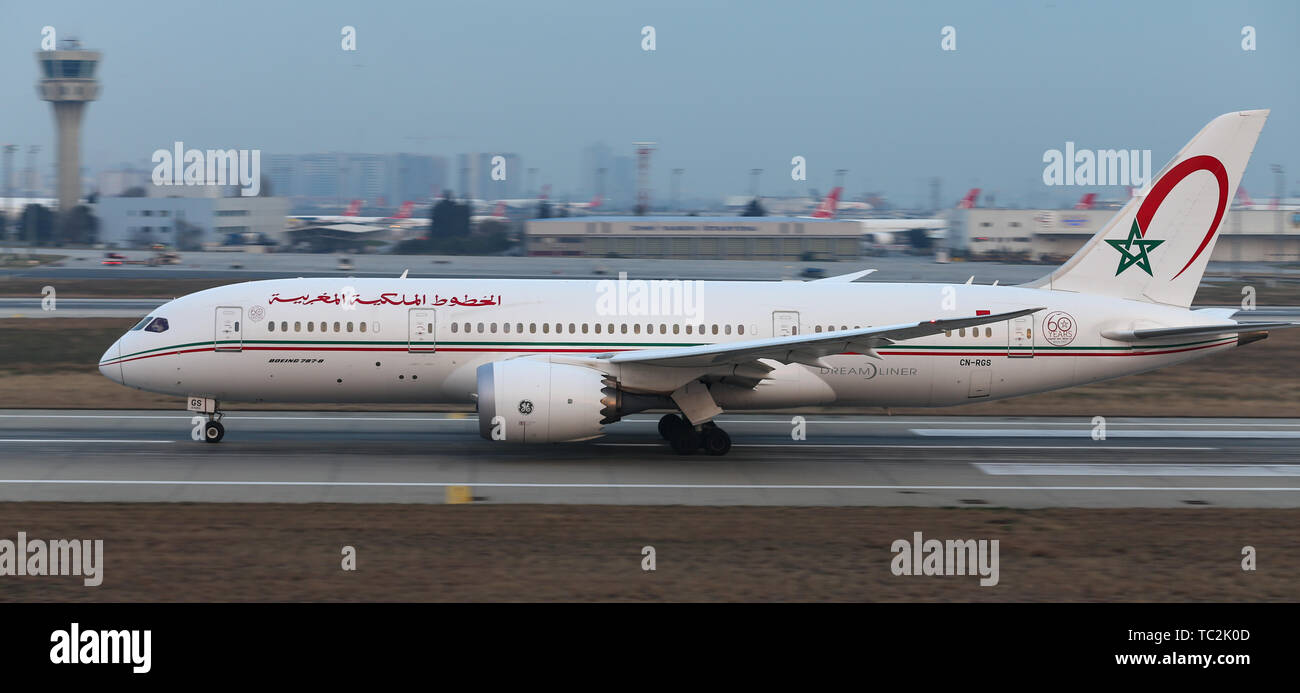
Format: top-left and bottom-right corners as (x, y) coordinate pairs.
(144, 317), (169, 333)
(130, 316), (152, 331)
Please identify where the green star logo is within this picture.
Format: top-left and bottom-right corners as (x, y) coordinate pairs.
(1105, 220), (1164, 276)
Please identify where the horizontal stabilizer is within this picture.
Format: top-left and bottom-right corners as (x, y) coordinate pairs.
(1101, 322), (1299, 341)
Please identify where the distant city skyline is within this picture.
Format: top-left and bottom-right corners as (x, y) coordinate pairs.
(3, 1), (1298, 209)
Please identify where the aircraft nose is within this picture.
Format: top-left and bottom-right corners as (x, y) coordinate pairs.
(99, 338), (124, 385)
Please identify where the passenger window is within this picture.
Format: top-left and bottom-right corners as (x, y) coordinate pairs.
(959, 328), (966, 337)
(555, 323), (562, 333)
(347, 322), (353, 333)
(530, 323), (537, 334)
(634, 324), (641, 334)
(607, 323), (614, 334)
(725, 325), (732, 335)
(672, 324), (680, 334)
(294, 321), (301, 332)
(359, 322), (366, 333)
(711, 325), (719, 335)
(686, 325), (693, 334)
(490, 323), (497, 333)
(307, 322), (314, 332)
(281, 321), (288, 332)
(620, 324), (628, 334)
(594, 323), (602, 334)
(451, 323), (458, 333)
(582, 323), (589, 334)
(659, 324), (666, 334)
(516, 323), (523, 333)
(569, 323), (576, 334)
(334, 321), (341, 332)
(477, 322), (484, 333)
(986, 328), (992, 338)
(503, 323), (510, 334)
(543, 323), (550, 334)
(268, 322), (275, 332)
(815, 326), (823, 333)
(738, 325), (744, 335)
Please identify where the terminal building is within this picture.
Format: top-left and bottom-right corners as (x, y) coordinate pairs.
(96, 184), (290, 249)
(525, 216), (866, 260)
(948, 207), (1300, 263)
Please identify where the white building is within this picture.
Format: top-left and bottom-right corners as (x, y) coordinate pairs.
(96, 185), (290, 248)
(948, 207), (1300, 263)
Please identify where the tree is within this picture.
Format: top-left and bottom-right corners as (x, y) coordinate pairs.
(741, 198), (767, 217)
(430, 191), (470, 237)
(19, 204), (55, 245)
(60, 205), (99, 246)
(175, 218), (205, 251)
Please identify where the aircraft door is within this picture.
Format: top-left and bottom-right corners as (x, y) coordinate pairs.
(409, 309), (437, 353)
(215, 307), (243, 352)
(772, 311), (801, 337)
(1008, 315), (1034, 358)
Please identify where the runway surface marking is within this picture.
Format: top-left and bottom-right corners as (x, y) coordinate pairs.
(0, 439), (173, 444)
(914, 428), (1300, 438)
(598, 443), (1216, 450)
(0, 479), (1298, 492)
(977, 463), (1300, 477)
(3, 413), (1297, 427)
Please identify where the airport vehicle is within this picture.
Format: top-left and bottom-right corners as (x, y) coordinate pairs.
(98, 110), (1295, 455)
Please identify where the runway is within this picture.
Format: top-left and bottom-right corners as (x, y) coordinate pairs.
(1, 410), (1299, 507)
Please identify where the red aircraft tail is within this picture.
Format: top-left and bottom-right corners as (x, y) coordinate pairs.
(810, 187), (842, 218)
(957, 188), (980, 209)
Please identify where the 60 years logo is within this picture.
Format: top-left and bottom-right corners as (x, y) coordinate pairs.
(1043, 311), (1077, 346)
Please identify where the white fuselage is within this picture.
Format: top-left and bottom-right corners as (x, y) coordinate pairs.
(99, 277), (1239, 409)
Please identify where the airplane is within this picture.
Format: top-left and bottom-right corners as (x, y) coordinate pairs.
(808, 187), (842, 219)
(956, 188), (980, 209)
(98, 110), (1294, 456)
(1073, 193), (1097, 210)
(292, 200), (418, 225)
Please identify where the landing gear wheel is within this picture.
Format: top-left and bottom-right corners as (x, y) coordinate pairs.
(701, 426), (731, 456)
(658, 414), (687, 440)
(669, 427), (701, 455)
(203, 420), (225, 444)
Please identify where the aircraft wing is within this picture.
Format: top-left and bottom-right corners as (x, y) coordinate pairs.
(602, 307), (1043, 368)
(1101, 322), (1300, 341)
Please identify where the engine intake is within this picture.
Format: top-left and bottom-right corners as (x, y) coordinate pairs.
(476, 358), (609, 443)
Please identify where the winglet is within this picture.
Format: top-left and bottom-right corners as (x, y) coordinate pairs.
(399, 269), (409, 279)
(812, 269), (877, 283)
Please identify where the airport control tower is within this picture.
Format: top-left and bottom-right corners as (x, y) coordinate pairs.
(36, 39), (100, 213)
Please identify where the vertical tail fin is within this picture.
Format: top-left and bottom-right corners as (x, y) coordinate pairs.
(1029, 110), (1268, 308)
(957, 188), (980, 209)
(1073, 192), (1097, 210)
(811, 187), (842, 218)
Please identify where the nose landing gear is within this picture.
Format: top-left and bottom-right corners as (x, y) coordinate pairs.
(657, 414), (731, 456)
(188, 396), (226, 444)
(202, 416), (225, 444)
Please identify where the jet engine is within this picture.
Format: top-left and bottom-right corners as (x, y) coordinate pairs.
(476, 359), (611, 443)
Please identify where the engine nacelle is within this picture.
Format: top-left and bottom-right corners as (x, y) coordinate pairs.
(476, 358), (610, 443)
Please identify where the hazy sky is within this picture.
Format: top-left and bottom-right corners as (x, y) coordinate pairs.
(3, 0), (1297, 206)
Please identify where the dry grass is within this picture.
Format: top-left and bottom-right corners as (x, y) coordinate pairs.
(0, 504), (1291, 602)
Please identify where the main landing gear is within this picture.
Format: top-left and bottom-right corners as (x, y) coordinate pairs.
(658, 414), (731, 456)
